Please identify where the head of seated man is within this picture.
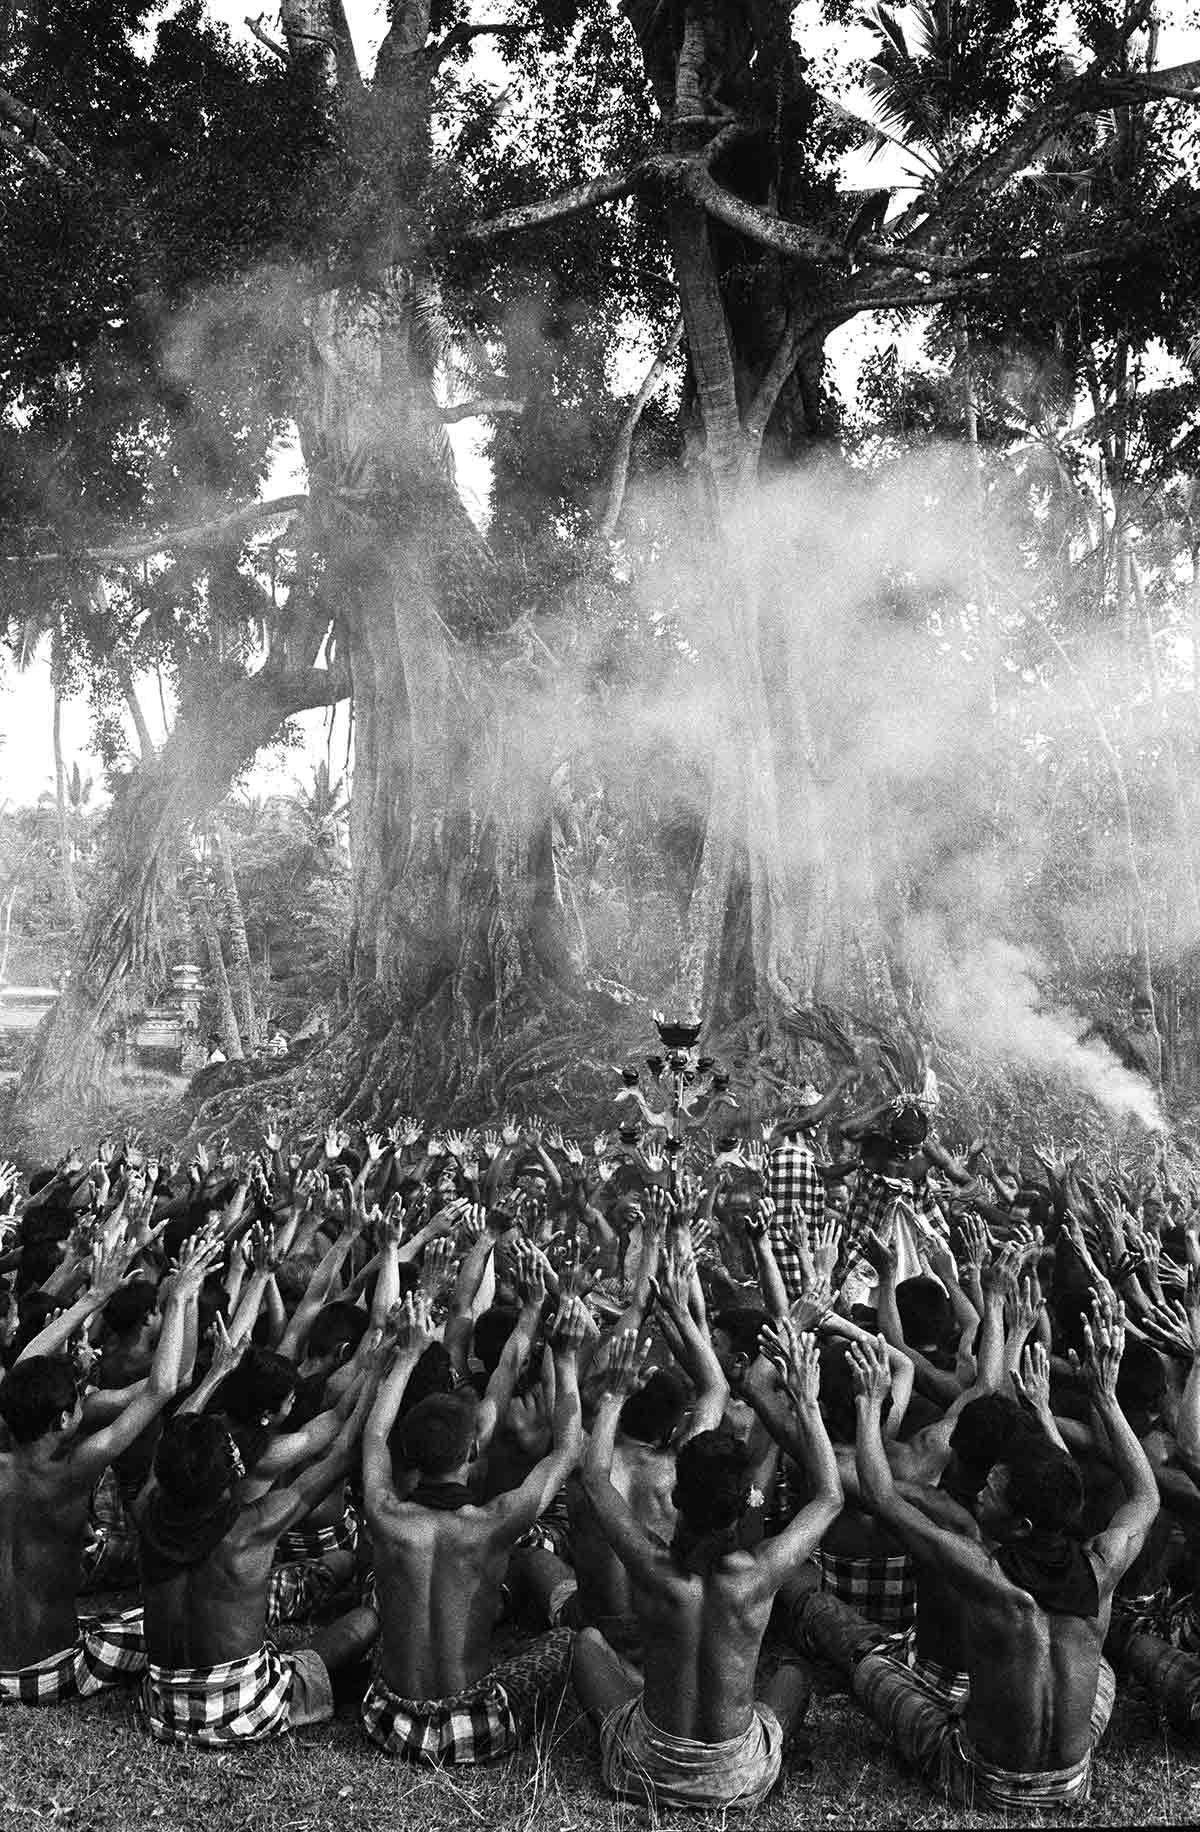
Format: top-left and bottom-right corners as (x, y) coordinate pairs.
(896, 1276), (956, 1363)
(945, 1392), (1045, 1507)
(670, 1427), (757, 1567)
(0, 1355), (82, 1450)
(710, 1308), (768, 1390)
(215, 1345), (299, 1434)
(396, 1390), (481, 1487)
(154, 1412), (243, 1514)
(976, 1442), (1086, 1544)
(1115, 1337), (1166, 1435)
(100, 1280), (162, 1369)
(298, 1300), (368, 1383)
(619, 1368), (691, 1452)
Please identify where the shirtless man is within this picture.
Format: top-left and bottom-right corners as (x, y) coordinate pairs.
(137, 1355), (380, 1745)
(789, 1293), (1159, 1812)
(572, 1318), (843, 1813)
(545, 1242), (729, 1663)
(0, 1230), (217, 1705)
(360, 1292), (586, 1763)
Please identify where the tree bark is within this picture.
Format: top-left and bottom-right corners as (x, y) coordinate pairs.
(213, 818), (258, 1050)
(17, 662), (345, 1113)
(191, 869), (242, 1060)
(51, 667), (82, 933)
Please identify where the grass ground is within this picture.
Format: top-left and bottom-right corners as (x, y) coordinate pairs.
(2, 1652), (1199, 1832)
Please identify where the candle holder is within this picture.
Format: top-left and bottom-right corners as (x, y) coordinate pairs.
(613, 1012), (738, 1188)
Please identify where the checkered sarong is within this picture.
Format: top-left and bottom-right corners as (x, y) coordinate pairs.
(276, 1503), (359, 1565)
(267, 1555), (342, 1627)
(814, 1549), (916, 1633)
(767, 1141), (825, 1301)
(360, 1628), (572, 1764)
(886, 1625), (969, 1708)
(140, 1642), (313, 1746)
(0, 1608), (145, 1705)
(839, 1172), (945, 1289)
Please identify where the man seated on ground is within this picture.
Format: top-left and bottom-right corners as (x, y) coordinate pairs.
(0, 1230), (217, 1705)
(517, 1235), (730, 1665)
(787, 1292), (1159, 1812)
(137, 1343), (382, 1745)
(572, 1316), (842, 1814)
(360, 1290), (587, 1764)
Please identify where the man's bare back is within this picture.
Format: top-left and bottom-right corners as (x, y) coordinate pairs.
(0, 1455), (91, 1664)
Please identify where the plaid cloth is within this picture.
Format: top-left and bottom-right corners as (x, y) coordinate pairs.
(267, 1555), (343, 1627)
(599, 1695), (783, 1812)
(885, 1625), (969, 1708)
(0, 1608), (145, 1706)
(838, 1171), (946, 1291)
(276, 1504), (359, 1565)
(140, 1641), (332, 1746)
(794, 1589), (1112, 1810)
(361, 1627), (572, 1764)
(767, 1140), (825, 1302)
(814, 1549), (916, 1633)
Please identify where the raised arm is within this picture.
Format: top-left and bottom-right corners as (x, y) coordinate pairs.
(749, 1319), (842, 1591)
(277, 1211), (362, 1361)
(579, 1328), (677, 1592)
(1082, 1291), (1160, 1584)
(491, 1297), (587, 1541)
(64, 1232), (222, 1486)
(649, 1234), (728, 1439)
(361, 1295), (435, 1528)
(849, 1334), (1010, 1604)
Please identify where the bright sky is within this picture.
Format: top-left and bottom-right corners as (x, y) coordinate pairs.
(3, 2), (1197, 805)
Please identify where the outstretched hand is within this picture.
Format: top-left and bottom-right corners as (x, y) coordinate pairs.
(1082, 1288), (1125, 1407)
(846, 1333), (892, 1408)
(600, 1327), (653, 1399)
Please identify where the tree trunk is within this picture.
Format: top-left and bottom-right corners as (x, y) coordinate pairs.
(213, 818), (258, 1050)
(191, 868), (242, 1060)
(51, 664), (82, 933)
(17, 663), (344, 1114)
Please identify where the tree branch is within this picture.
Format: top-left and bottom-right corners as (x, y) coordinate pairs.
(599, 315), (684, 539)
(0, 83), (85, 179)
(2, 495), (309, 567)
(0, 122), (57, 175)
(462, 163), (644, 243)
(742, 312), (805, 443)
(438, 397), (524, 423)
(429, 20), (528, 72)
(245, 13), (290, 62)
(679, 164), (849, 266)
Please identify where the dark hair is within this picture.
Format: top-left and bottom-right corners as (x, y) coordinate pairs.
(396, 1391), (478, 1476)
(104, 1280), (159, 1338)
(13, 1291), (57, 1355)
(712, 1307), (768, 1361)
(1004, 1444), (1085, 1532)
(397, 1342), (456, 1417)
(620, 1369), (690, 1449)
(27, 1168), (57, 1196)
(16, 1239), (64, 1292)
(674, 1429), (752, 1532)
(155, 1413), (239, 1501)
(306, 1301), (368, 1363)
(0, 1355), (77, 1443)
(896, 1275), (952, 1349)
(1116, 1337), (1165, 1413)
(20, 1205), (73, 1245)
(214, 1346), (299, 1424)
(890, 1104), (929, 1149)
(950, 1393), (1039, 1481)
(472, 1305), (520, 1377)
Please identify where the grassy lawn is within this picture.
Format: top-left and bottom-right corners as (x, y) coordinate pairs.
(1, 1661), (1198, 1831)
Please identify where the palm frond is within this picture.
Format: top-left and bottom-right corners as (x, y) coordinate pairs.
(861, 0), (912, 63)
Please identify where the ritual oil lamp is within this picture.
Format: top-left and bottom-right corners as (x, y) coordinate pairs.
(613, 1013), (738, 1190)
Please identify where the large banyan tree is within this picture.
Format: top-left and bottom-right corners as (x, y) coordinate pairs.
(6, 0), (1200, 1119)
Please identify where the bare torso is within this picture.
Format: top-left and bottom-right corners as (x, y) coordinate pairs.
(567, 1441), (677, 1647)
(142, 1516), (276, 1668)
(0, 1454), (89, 1665)
(371, 1503), (513, 1698)
(961, 1550), (1109, 1771)
(633, 1549), (773, 1743)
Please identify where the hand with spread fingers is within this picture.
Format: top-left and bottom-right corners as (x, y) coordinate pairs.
(846, 1333), (893, 1409)
(600, 1327), (653, 1399)
(1082, 1288), (1126, 1407)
